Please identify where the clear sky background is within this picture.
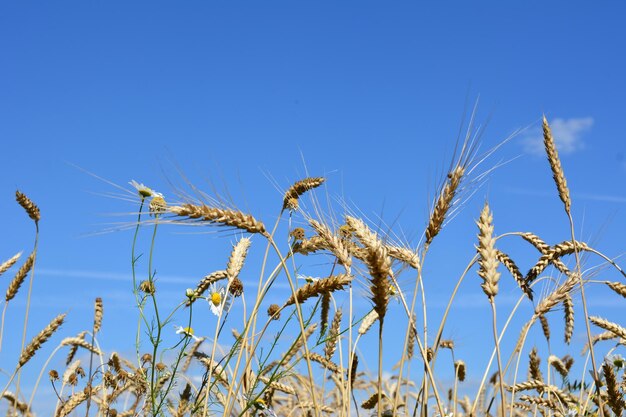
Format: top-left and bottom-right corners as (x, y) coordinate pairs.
(1, 1), (626, 412)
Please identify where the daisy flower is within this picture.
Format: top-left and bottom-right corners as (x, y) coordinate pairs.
(174, 325), (201, 342)
(207, 284), (226, 316)
(129, 180), (163, 199)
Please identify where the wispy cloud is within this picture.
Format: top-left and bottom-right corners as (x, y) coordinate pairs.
(504, 187), (626, 204)
(522, 117), (594, 155)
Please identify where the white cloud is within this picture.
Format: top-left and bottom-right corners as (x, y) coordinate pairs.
(522, 117), (594, 155)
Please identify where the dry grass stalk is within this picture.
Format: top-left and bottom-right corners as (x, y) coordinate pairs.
(425, 165), (465, 245)
(526, 240), (590, 283)
(282, 177), (325, 210)
(563, 293), (574, 344)
(2, 391), (31, 415)
(19, 313), (66, 367)
(60, 337), (102, 355)
(94, 297), (103, 334)
(538, 313), (550, 342)
(283, 274), (352, 307)
(606, 281), (626, 298)
(192, 270), (228, 300)
(324, 309), (342, 361)
(345, 216), (392, 320)
(226, 237), (251, 279)
(15, 190), (40, 223)
(528, 347), (543, 382)
(496, 250), (533, 300)
(589, 316), (626, 340)
(543, 116), (572, 214)
(259, 376), (296, 395)
(476, 202), (500, 300)
(169, 204), (268, 237)
(309, 220), (352, 268)
(602, 361), (625, 415)
(358, 309), (379, 335)
(5, 251), (36, 302)
(0, 252), (22, 277)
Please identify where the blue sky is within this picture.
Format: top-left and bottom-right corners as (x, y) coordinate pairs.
(1, 1), (626, 411)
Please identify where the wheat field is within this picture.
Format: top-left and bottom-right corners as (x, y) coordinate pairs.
(1, 116), (625, 417)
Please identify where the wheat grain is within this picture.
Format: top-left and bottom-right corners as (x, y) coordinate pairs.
(5, 251), (35, 302)
(19, 313), (66, 368)
(94, 297), (103, 333)
(496, 250), (533, 300)
(15, 190), (40, 223)
(2, 391), (30, 415)
(0, 252), (22, 277)
(528, 347), (543, 382)
(476, 202), (500, 300)
(283, 274), (352, 307)
(589, 316), (626, 340)
(602, 360), (625, 415)
(606, 281), (626, 298)
(358, 309), (379, 336)
(543, 116), (571, 214)
(538, 313), (550, 342)
(282, 177), (325, 210)
(426, 166), (464, 245)
(526, 241), (590, 283)
(259, 376), (296, 395)
(192, 270), (228, 300)
(226, 237), (251, 279)
(324, 308), (342, 361)
(60, 337), (102, 355)
(169, 204), (268, 236)
(309, 220), (352, 268)
(346, 216), (392, 320)
(563, 293), (574, 344)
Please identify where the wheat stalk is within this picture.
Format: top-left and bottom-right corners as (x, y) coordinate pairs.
(226, 237), (251, 279)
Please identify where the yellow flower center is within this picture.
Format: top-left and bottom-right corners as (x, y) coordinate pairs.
(183, 327), (193, 335)
(211, 292), (222, 306)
